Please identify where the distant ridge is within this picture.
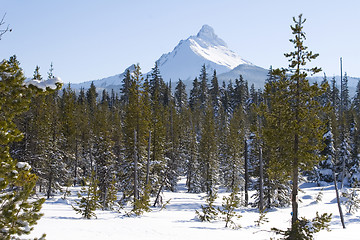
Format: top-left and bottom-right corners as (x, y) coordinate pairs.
(69, 25), (359, 95)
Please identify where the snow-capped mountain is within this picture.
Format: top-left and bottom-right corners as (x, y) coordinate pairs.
(71, 25), (268, 92)
(157, 24), (253, 82)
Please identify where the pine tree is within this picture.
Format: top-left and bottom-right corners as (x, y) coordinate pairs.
(353, 80), (360, 113)
(209, 70), (220, 114)
(47, 62), (54, 79)
(221, 106), (244, 191)
(195, 191), (218, 222)
(189, 77), (201, 111)
(0, 56), (60, 239)
(75, 87), (91, 180)
(341, 72), (350, 112)
(122, 64), (150, 209)
(175, 80), (187, 113)
(330, 77), (340, 112)
(272, 212), (332, 240)
(72, 172), (101, 219)
(33, 65), (42, 80)
(86, 82), (98, 116)
(164, 87), (180, 192)
(199, 64), (209, 109)
(148, 73), (169, 203)
(43, 91), (68, 199)
(120, 69), (131, 105)
(60, 85), (77, 185)
(199, 102), (218, 194)
(318, 128), (335, 183)
(218, 186), (242, 229)
(261, 15), (326, 231)
(92, 92), (117, 209)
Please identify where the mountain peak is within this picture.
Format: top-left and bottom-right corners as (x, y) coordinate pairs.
(197, 24), (215, 37)
(196, 24), (227, 47)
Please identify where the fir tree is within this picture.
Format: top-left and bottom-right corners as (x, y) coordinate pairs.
(318, 128), (335, 183)
(272, 212), (332, 240)
(189, 77), (201, 111)
(120, 69), (131, 105)
(221, 106), (244, 191)
(185, 120), (201, 193)
(72, 172), (101, 219)
(33, 65), (42, 80)
(122, 64), (150, 206)
(0, 56), (60, 239)
(174, 79), (187, 112)
(209, 70), (220, 113)
(195, 191), (218, 222)
(199, 64), (209, 109)
(199, 102), (218, 194)
(261, 15), (326, 231)
(47, 62), (54, 79)
(218, 186), (242, 229)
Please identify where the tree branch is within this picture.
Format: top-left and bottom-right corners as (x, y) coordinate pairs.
(0, 13), (12, 40)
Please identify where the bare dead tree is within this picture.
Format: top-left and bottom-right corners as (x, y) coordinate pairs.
(0, 13), (12, 40)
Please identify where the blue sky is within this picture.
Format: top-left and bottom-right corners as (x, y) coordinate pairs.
(1, 0), (359, 84)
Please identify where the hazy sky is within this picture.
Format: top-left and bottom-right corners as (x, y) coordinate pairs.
(1, 0), (359, 84)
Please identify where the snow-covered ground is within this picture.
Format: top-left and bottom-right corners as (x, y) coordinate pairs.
(29, 178), (360, 240)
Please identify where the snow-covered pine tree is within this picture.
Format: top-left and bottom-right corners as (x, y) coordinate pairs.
(93, 91), (117, 210)
(164, 86), (180, 192)
(0, 55), (61, 239)
(195, 191), (218, 222)
(185, 121), (202, 193)
(74, 88), (91, 180)
(122, 64), (151, 209)
(221, 106), (244, 191)
(350, 81), (360, 183)
(318, 127), (335, 183)
(148, 64), (168, 199)
(58, 84), (78, 185)
(72, 171), (101, 219)
(338, 129), (352, 188)
(199, 101), (218, 194)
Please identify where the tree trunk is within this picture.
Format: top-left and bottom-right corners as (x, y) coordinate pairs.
(333, 171), (346, 228)
(291, 134), (299, 226)
(146, 130), (151, 186)
(134, 129), (139, 201)
(244, 138), (249, 206)
(47, 168), (53, 199)
(341, 144), (346, 189)
(153, 183), (164, 207)
(258, 115), (264, 211)
(259, 144), (264, 211)
(90, 144), (93, 176)
(74, 139), (78, 186)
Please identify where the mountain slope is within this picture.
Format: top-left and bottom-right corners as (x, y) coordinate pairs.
(71, 64), (135, 91)
(71, 25), (259, 91)
(157, 24), (252, 82)
(217, 64), (269, 89)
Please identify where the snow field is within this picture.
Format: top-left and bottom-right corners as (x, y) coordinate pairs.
(29, 178), (360, 240)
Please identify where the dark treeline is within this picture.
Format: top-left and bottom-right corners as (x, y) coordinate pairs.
(10, 60), (360, 212)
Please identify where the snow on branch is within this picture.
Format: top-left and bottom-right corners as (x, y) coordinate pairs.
(25, 76), (63, 90)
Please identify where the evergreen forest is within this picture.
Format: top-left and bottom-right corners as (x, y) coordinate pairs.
(1, 14), (360, 240)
